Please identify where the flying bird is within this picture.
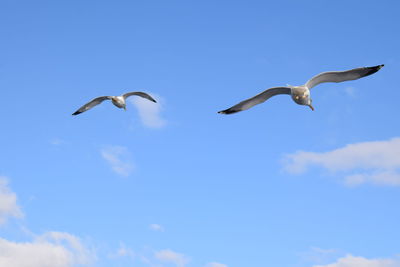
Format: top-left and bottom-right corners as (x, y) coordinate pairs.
(218, 64), (384, 114)
(72, 91), (157, 115)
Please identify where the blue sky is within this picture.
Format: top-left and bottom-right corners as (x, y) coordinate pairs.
(0, 0), (399, 266)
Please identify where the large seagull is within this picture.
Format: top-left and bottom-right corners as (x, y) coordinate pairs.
(72, 91), (157, 115)
(218, 64), (384, 114)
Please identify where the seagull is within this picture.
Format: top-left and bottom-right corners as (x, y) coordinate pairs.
(72, 91), (157, 115)
(218, 64), (384, 114)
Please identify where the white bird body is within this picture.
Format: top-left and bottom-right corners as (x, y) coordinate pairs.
(72, 91), (157, 115)
(218, 64), (384, 114)
(111, 96), (126, 109)
(288, 85), (313, 110)
(290, 86), (310, 103)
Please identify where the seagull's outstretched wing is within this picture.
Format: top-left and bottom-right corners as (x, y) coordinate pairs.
(218, 87), (291, 114)
(306, 64), (384, 89)
(123, 92), (157, 103)
(72, 96), (111, 115)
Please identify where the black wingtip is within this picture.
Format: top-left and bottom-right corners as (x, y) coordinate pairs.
(218, 109), (238, 115)
(146, 96), (157, 103)
(365, 64), (385, 77)
(72, 111), (81, 116)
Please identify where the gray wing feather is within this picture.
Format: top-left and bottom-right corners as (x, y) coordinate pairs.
(306, 64), (384, 89)
(218, 87), (291, 114)
(72, 96), (111, 115)
(122, 92), (157, 102)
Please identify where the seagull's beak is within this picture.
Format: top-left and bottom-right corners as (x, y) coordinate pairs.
(308, 104), (314, 111)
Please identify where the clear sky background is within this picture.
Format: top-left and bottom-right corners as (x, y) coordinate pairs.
(0, 1), (399, 266)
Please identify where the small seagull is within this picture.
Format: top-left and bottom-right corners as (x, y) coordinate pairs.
(72, 91), (157, 115)
(218, 64), (384, 114)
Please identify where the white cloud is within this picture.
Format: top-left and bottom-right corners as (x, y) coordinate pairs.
(0, 231), (95, 267)
(344, 171), (400, 187)
(283, 137), (400, 186)
(100, 146), (134, 176)
(130, 93), (166, 128)
(149, 224), (164, 232)
(0, 176), (23, 225)
(155, 249), (189, 267)
(313, 254), (400, 267)
(0, 177), (95, 267)
(205, 262), (228, 267)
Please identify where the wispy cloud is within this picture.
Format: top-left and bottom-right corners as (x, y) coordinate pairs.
(100, 146), (134, 177)
(344, 86), (356, 97)
(107, 244), (224, 267)
(0, 231), (95, 267)
(149, 223), (164, 232)
(108, 242), (135, 260)
(298, 247), (341, 266)
(155, 249), (190, 267)
(313, 254), (400, 267)
(0, 176), (23, 225)
(205, 262), (228, 267)
(130, 93), (166, 128)
(49, 138), (66, 146)
(283, 137), (400, 186)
